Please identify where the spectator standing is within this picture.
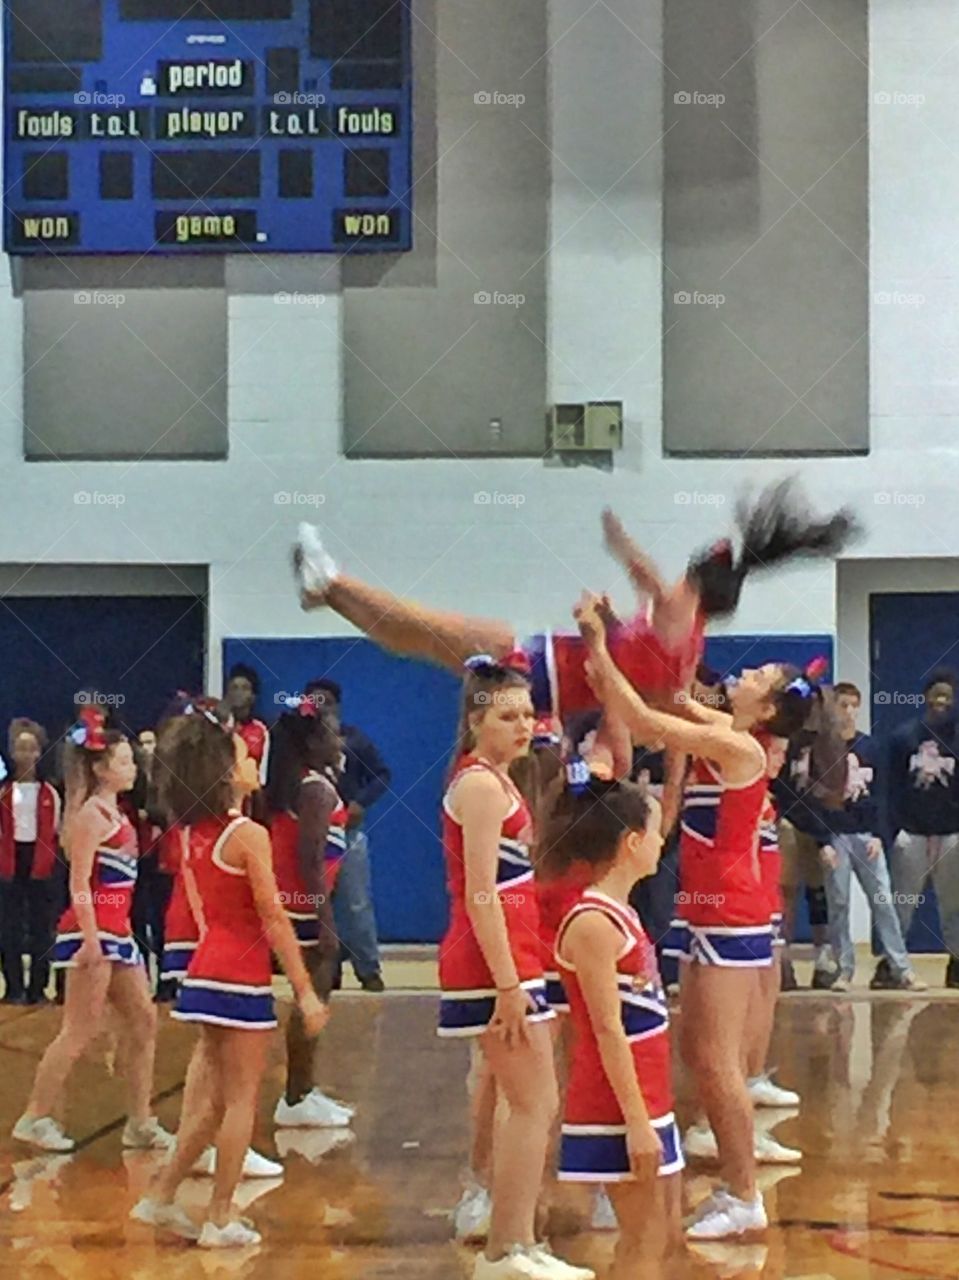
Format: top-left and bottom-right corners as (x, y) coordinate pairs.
(819, 684), (925, 992)
(0, 720), (60, 1004)
(304, 678), (391, 992)
(882, 669), (959, 988)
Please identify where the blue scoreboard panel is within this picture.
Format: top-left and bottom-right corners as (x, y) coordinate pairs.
(3, 0), (412, 254)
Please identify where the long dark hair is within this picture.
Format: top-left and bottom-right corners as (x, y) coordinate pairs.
(538, 774), (650, 881)
(688, 478), (860, 619)
(266, 710), (341, 814)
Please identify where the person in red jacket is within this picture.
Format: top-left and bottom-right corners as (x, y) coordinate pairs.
(225, 664), (270, 821)
(0, 719), (61, 1005)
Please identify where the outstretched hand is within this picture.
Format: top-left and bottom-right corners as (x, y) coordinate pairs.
(602, 507), (639, 569)
(574, 591), (608, 650)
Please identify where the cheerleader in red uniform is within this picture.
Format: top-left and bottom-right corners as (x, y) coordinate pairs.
(439, 658), (592, 1280)
(12, 709), (170, 1154)
(545, 759), (681, 1279)
(744, 748), (802, 1117)
(292, 479), (856, 721)
(133, 703), (325, 1248)
(267, 700), (354, 1129)
(577, 595), (822, 1242)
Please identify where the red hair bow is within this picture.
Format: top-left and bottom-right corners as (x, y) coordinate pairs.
(501, 649), (531, 675)
(805, 656), (829, 682)
(73, 705), (107, 751)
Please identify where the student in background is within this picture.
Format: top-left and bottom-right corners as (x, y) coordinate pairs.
(820, 683), (925, 993)
(772, 725), (836, 991)
(224, 664), (271, 820)
(0, 720), (60, 1005)
(304, 678), (391, 993)
(882, 669), (959, 989)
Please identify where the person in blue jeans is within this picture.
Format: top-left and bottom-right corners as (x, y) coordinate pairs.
(305, 678), (391, 992)
(820, 683), (926, 993)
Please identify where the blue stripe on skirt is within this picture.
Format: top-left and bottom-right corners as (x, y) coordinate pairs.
(544, 972), (569, 1011)
(288, 913), (320, 946)
(661, 919), (690, 959)
(172, 981), (277, 1029)
(559, 1116), (684, 1181)
(437, 982), (554, 1037)
(52, 933), (141, 968)
(689, 927), (773, 967)
(160, 943), (196, 979)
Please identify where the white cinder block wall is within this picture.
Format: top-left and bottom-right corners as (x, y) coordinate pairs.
(0, 0), (956, 697)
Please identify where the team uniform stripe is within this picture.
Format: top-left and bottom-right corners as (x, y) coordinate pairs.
(172, 980), (276, 1029)
(52, 932), (141, 968)
(688, 926), (773, 967)
(558, 1114), (684, 1182)
(437, 980), (555, 1037)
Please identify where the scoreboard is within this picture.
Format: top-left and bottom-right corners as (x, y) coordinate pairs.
(3, 0), (412, 254)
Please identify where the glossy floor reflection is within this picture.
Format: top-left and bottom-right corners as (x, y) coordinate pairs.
(1, 991), (958, 1279)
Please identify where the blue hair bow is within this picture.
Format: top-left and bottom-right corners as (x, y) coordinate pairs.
(784, 676), (814, 700)
(566, 755), (591, 794)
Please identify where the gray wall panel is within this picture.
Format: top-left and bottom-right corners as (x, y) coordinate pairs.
(664, 0), (868, 455)
(342, 0), (549, 457)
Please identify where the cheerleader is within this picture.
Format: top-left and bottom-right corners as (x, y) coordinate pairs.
(292, 479), (857, 719)
(132, 704), (326, 1248)
(576, 594), (820, 1241)
(545, 760), (681, 1279)
(745, 757), (802, 1116)
(0, 718), (60, 1005)
(12, 709), (171, 1154)
(440, 657), (592, 1280)
(159, 703), (282, 1181)
(267, 701), (354, 1128)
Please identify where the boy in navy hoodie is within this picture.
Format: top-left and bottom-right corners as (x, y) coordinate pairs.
(882, 669), (959, 988)
(820, 684), (925, 992)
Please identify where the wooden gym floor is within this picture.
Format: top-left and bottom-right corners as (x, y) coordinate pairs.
(2, 951), (959, 1280)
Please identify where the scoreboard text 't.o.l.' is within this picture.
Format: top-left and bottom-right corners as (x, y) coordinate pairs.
(3, 0), (412, 254)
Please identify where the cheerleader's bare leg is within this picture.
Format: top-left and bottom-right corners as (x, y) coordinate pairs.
(480, 1020), (559, 1257)
(324, 575), (516, 673)
(109, 963), (160, 1123)
(294, 527), (515, 671)
(608, 1173), (682, 1279)
(23, 961), (112, 1119)
(208, 1026), (272, 1224)
(152, 1035), (223, 1200)
(680, 966), (759, 1202)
